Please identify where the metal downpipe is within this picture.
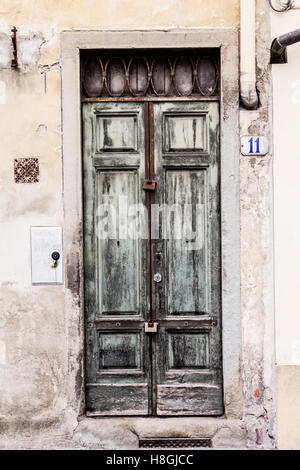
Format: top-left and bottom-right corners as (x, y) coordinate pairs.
(240, 0), (259, 109)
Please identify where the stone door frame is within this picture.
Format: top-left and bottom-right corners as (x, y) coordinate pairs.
(61, 29), (247, 446)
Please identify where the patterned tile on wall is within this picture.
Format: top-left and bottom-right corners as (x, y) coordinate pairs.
(14, 157), (39, 183)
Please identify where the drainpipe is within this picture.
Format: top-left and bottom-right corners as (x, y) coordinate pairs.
(271, 28), (300, 64)
(240, 0), (259, 109)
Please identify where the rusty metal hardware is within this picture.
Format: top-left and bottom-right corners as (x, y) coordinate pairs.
(11, 27), (18, 68)
(87, 318), (216, 329)
(143, 179), (157, 191)
(145, 322), (159, 333)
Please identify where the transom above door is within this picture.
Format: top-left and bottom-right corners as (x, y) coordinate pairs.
(82, 49), (219, 99)
(82, 49), (223, 416)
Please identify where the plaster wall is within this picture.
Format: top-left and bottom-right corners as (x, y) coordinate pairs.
(0, 0), (277, 449)
(270, 3), (300, 450)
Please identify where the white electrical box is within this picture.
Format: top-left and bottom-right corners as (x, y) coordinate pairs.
(31, 226), (63, 284)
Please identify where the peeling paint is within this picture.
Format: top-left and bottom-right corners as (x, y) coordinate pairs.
(0, 33), (13, 69)
(36, 124), (47, 136)
(18, 32), (45, 71)
(240, 1), (276, 450)
(38, 62), (60, 73)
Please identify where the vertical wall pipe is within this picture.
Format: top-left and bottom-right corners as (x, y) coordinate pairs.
(240, 0), (259, 109)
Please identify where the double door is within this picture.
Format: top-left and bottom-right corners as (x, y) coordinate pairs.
(83, 100), (222, 415)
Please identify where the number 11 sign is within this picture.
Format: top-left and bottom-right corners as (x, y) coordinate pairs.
(241, 136), (269, 156)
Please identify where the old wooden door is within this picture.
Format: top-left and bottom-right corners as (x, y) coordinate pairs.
(83, 100), (222, 416)
(153, 101), (222, 415)
(84, 102), (150, 415)
(82, 50), (222, 416)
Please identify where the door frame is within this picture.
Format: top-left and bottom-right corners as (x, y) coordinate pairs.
(61, 29), (242, 428)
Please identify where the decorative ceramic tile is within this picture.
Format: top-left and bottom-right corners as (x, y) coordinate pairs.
(14, 157), (39, 183)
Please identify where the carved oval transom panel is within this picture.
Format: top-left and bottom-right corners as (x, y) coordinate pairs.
(82, 50), (219, 99)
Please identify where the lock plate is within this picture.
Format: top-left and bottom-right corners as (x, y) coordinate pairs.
(143, 179), (156, 191)
(145, 322), (159, 333)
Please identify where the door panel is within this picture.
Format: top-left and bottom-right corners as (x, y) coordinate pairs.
(165, 169), (208, 315)
(83, 102), (150, 415)
(98, 171), (139, 315)
(164, 114), (208, 152)
(153, 102), (223, 415)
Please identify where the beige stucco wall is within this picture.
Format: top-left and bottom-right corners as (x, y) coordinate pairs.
(0, 0), (279, 449)
(0, 0), (241, 447)
(271, 3), (300, 450)
(277, 366), (300, 449)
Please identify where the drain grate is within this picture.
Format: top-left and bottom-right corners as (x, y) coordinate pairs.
(139, 438), (212, 448)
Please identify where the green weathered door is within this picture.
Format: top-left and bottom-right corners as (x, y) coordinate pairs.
(152, 102), (222, 415)
(83, 102), (150, 415)
(83, 100), (223, 416)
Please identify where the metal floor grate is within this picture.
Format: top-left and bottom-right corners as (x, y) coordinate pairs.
(139, 438), (212, 448)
